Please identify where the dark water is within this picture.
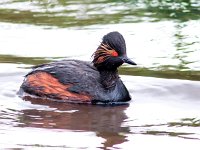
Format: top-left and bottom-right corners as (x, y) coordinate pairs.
(0, 0), (200, 149)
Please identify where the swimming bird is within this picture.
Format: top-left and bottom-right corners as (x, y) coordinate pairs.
(19, 31), (136, 104)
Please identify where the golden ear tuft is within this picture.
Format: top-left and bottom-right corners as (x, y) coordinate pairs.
(100, 43), (119, 57)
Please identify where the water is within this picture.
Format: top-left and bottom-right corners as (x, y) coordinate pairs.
(0, 0), (200, 149)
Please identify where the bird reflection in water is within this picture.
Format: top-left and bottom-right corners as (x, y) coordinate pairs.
(18, 97), (130, 148)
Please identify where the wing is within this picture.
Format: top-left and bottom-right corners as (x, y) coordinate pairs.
(21, 60), (101, 102)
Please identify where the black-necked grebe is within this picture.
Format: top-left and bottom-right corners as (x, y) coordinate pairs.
(19, 31), (136, 104)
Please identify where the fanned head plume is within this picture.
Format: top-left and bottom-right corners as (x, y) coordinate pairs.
(93, 31), (136, 70)
(93, 43), (118, 65)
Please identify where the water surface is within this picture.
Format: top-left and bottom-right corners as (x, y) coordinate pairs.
(0, 0), (200, 149)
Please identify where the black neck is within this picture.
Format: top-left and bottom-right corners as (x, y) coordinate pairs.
(99, 69), (119, 89)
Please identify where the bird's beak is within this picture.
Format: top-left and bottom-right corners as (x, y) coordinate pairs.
(121, 56), (137, 65)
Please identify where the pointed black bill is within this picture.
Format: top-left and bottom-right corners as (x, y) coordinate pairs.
(122, 56), (137, 65)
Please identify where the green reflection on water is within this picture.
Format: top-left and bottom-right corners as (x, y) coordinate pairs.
(1, 54), (200, 81)
(169, 118), (200, 127)
(145, 130), (192, 136)
(136, 117), (200, 140)
(0, 54), (52, 65)
(143, 118), (200, 140)
(120, 67), (200, 81)
(0, 0), (199, 27)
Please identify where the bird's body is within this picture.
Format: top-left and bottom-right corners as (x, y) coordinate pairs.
(19, 32), (136, 104)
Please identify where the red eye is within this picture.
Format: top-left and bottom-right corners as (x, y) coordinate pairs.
(111, 50), (118, 57)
